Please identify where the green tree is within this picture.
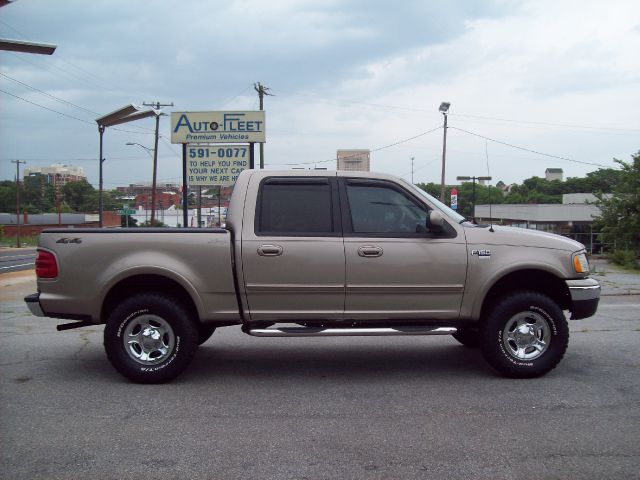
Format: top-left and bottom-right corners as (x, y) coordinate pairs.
(415, 181), (503, 219)
(0, 181), (16, 212)
(594, 151), (640, 254)
(61, 180), (98, 212)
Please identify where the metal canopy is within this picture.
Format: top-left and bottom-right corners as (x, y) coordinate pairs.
(0, 38), (57, 55)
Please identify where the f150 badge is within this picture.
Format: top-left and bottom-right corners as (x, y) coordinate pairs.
(471, 249), (491, 259)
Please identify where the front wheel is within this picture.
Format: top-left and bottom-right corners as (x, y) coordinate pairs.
(480, 291), (569, 378)
(104, 293), (199, 383)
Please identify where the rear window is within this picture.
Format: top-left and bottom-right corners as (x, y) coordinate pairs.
(257, 179), (334, 235)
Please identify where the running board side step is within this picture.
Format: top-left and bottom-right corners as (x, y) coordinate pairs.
(246, 326), (457, 337)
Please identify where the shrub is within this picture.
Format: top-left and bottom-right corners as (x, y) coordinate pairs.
(608, 250), (639, 270)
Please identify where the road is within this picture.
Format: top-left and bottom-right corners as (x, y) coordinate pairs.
(1, 275), (639, 479)
(0, 248), (36, 274)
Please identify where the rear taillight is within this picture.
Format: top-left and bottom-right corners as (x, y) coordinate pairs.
(36, 250), (58, 279)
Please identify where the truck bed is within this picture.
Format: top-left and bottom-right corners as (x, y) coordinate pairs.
(36, 228), (240, 324)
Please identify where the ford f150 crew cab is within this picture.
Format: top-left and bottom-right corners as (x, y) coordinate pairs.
(25, 169), (600, 383)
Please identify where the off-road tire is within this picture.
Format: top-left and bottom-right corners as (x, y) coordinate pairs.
(104, 293), (198, 384)
(480, 291), (569, 378)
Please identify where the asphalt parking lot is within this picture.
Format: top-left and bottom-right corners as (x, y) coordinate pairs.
(1, 271), (639, 480)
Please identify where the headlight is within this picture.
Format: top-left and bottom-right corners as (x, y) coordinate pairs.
(573, 252), (589, 274)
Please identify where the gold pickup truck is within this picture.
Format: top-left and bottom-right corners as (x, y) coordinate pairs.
(25, 170), (600, 383)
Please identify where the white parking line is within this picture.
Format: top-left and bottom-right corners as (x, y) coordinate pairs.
(598, 304), (640, 308)
(0, 255), (36, 262)
(0, 262), (35, 270)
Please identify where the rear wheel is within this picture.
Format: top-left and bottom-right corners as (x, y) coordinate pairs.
(480, 291), (568, 378)
(104, 293), (198, 383)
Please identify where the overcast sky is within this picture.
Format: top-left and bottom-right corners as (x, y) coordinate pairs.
(1, 0), (639, 189)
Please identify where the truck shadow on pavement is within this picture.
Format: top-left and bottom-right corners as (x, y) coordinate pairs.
(182, 340), (494, 383)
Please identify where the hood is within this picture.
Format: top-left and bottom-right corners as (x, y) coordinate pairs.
(462, 224), (585, 252)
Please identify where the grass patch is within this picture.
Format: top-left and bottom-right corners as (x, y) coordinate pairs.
(0, 235), (39, 248)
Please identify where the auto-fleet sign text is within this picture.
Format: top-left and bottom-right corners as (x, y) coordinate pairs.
(171, 111), (265, 144)
(187, 145), (249, 186)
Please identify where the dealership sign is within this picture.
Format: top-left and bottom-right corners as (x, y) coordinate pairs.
(187, 145), (249, 186)
(171, 111), (265, 144)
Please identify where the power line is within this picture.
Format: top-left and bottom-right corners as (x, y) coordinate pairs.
(0, 88), (156, 135)
(219, 84), (254, 106)
(448, 112), (640, 134)
(449, 126), (610, 168)
(0, 87), (94, 124)
(269, 126), (442, 166)
(1, 18), (142, 100)
(398, 158), (440, 180)
(272, 88), (640, 134)
(0, 71), (98, 115)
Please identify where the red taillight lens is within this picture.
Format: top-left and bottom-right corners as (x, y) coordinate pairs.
(36, 250), (58, 279)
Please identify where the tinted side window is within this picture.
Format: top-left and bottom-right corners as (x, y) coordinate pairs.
(258, 181), (333, 234)
(346, 184), (428, 234)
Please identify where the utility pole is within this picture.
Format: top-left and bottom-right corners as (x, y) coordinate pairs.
(254, 83), (272, 169)
(411, 156), (415, 184)
(11, 160), (26, 248)
(143, 101), (173, 225)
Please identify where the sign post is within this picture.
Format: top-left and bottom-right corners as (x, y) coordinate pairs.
(182, 143), (188, 228)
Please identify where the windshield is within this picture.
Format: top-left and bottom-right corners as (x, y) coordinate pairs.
(402, 181), (467, 224)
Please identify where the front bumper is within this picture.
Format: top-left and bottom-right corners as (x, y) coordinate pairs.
(24, 293), (45, 317)
(566, 278), (600, 320)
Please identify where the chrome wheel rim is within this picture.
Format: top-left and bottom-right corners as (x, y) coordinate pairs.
(502, 311), (551, 361)
(123, 314), (175, 365)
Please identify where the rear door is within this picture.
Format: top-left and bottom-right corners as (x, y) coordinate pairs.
(341, 178), (467, 321)
(241, 176), (345, 321)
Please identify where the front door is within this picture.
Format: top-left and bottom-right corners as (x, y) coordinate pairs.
(341, 178), (467, 321)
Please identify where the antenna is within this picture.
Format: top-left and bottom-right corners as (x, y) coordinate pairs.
(485, 140), (494, 232)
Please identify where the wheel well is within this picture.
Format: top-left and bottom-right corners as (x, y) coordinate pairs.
(480, 269), (570, 321)
(101, 274), (198, 324)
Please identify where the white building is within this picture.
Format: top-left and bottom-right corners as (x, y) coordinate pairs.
(24, 163), (86, 187)
(337, 149), (370, 171)
(545, 168), (563, 181)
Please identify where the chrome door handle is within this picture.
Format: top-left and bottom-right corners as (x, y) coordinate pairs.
(358, 245), (383, 257)
(257, 244), (283, 256)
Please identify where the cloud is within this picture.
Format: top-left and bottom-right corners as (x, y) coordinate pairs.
(1, 0), (638, 188)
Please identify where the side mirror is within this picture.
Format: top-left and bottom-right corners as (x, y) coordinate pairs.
(428, 210), (445, 233)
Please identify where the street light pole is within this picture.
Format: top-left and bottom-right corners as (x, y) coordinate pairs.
(439, 102), (450, 202)
(96, 105), (160, 228)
